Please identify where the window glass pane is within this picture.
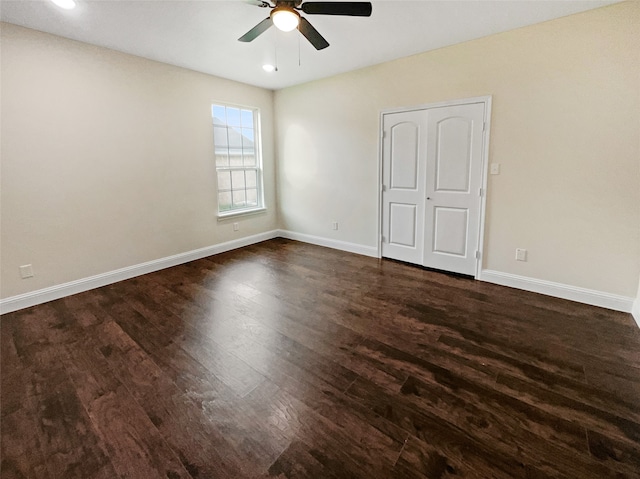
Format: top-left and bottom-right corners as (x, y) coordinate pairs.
(212, 105), (226, 125)
(218, 192), (232, 211)
(241, 109), (253, 128)
(242, 128), (255, 166)
(241, 128), (255, 165)
(242, 128), (254, 141)
(213, 126), (228, 148)
(229, 155), (243, 167)
(215, 153), (229, 167)
(226, 107), (241, 127)
(227, 127), (243, 150)
(232, 189), (246, 207)
(231, 170), (246, 190)
(246, 188), (258, 206)
(245, 170), (257, 188)
(243, 154), (256, 167)
(217, 171), (231, 190)
(241, 127), (254, 143)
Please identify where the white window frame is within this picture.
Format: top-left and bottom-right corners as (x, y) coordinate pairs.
(212, 102), (265, 218)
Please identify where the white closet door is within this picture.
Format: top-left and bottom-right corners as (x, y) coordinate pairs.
(423, 102), (485, 275)
(381, 110), (428, 265)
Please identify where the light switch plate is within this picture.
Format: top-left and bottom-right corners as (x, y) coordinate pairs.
(490, 163), (501, 175)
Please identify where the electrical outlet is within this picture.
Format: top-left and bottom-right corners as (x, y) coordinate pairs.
(515, 249), (527, 262)
(233, 222), (239, 232)
(19, 264), (34, 279)
(332, 221), (338, 230)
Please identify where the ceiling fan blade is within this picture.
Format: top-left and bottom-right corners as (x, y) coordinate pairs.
(238, 17), (273, 42)
(298, 17), (329, 50)
(301, 2), (372, 16)
(244, 0), (271, 7)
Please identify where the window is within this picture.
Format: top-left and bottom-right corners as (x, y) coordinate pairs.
(212, 104), (264, 216)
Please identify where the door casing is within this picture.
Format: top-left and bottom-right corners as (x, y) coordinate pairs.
(376, 96), (492, 278)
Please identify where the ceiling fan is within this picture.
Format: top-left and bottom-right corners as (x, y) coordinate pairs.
(238, 1), (373, 51)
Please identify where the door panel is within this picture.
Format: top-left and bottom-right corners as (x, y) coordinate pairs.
(390, 123), (419, 189)
(381, 110), (427, 264)
(435, 118), (472, 192)
(389, 203), (417, 247)
(424, 103), (485, 275)
(433, 207), (468, 256)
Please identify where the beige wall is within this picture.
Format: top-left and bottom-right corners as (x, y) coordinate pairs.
(1, 23), (277, 298)
(275, 2), (640, 297)
(2, 2), (639, 303)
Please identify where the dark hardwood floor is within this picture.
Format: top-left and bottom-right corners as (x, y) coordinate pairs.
(2, 238), (640, 478)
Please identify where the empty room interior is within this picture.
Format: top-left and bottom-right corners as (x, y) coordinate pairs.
(1, 0), (639, 477)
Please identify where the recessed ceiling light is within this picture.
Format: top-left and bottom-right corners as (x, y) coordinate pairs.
(262, 64), (276, 73)
(51, 0), (76, 10)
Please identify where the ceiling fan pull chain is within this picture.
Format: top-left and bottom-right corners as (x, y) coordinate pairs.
(275, 28), (279, 71)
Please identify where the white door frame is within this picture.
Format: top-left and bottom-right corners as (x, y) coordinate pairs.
(376, 95), (493, 278)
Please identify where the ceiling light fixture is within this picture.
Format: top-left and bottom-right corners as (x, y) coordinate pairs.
(271, 7), (300, 32)
(262, 64), (276, 73)
(51, 0), (76, 9)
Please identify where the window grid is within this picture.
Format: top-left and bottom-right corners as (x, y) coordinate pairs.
(212, 104), (263, 214)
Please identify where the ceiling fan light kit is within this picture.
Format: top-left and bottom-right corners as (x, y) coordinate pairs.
(271, 6), (300, 32)
(239, 1), (372, 51)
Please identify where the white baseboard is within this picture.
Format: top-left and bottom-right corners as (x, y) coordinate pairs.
(478, 269), (634, 314)
(0, 230), (279, 315)
(632, 297), (640, 328)
(2, 229), (634, 320)
(277, 229), (379, 258)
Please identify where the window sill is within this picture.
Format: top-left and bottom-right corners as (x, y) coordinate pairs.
(217, 207), (267, 221)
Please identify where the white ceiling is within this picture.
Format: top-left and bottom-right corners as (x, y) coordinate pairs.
(0, 0), (620, 90)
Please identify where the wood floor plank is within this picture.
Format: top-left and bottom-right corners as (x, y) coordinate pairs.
(112, 276), (360, 396)
(3, 238), (640, 478)
(399, 373), (590, 460)
(95, 280), (268, 398)
(353, 375), (632, 478)
(252, 381), (403, 479)
(438, 333), (640, 426)
(87, 292), (294, 475)
(587, 428), (640, 477)
(495, 372), (640, 446)
(397, 434), (520, 479)
(266, 440), (343, 479)
(398, 304), (589, 383)
(83, 319), (264, 478)
(62, 341), (194, 479)
(1, 306), (118, 479)
(344, 376), (551, 478)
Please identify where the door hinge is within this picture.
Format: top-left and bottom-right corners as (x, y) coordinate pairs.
(482, 122), (487, 132)
(381, 236), (386, 243)
(382, 184), (387, 192)
(475, 251), (481, 259)
(381, 130), (386, 139)
(478, 188), (483, 197)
